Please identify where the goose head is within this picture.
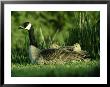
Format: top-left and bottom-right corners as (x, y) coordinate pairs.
(19, 22), (32, 30)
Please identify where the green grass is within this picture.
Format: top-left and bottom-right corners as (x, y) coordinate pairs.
(11, 60), (100, 77)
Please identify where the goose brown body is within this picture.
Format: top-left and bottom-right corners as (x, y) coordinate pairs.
(40, 44), (89, 61)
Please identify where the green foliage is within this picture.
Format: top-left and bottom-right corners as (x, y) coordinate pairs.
(11, 11), (100, 64)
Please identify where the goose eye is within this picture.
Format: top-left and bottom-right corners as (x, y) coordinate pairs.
(23, 22), (29, 28)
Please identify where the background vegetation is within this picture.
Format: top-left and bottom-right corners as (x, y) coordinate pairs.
(11, 11), (100, 77)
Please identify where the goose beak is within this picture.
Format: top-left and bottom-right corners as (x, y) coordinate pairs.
(19, 26), (24, 29)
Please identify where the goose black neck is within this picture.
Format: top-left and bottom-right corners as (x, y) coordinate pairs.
(28, 26), (38, 47)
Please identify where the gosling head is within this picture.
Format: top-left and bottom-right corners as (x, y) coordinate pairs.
(50, 43), (60, 49)
(73, 43), (81, 52)
(19, 22), (32, 30)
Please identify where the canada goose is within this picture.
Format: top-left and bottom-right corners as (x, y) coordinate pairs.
(19, 22), (90, 64)
(19, 22), (41, 64)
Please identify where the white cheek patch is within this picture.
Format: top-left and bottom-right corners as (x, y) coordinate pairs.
(25, 23), (31, 30)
